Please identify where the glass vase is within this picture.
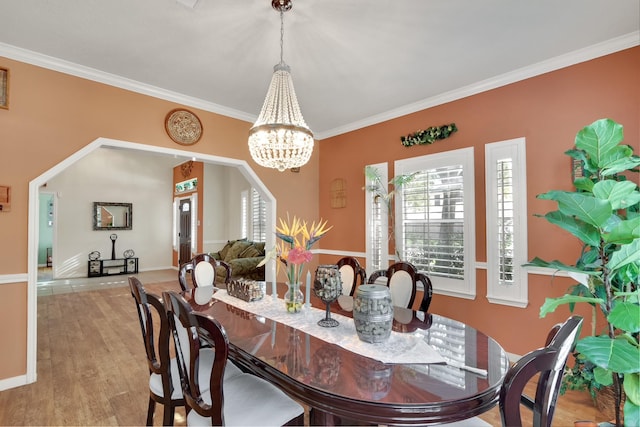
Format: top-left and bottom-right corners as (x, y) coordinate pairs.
(314, 265), (342, 327)
(284, 282), (304, 313)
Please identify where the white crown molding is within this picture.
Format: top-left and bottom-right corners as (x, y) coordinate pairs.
(1, 31), (638, 140)
(0, 42), (255, 124)
(316, 31), (640, 140)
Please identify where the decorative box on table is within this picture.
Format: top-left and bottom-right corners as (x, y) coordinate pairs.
(227, 279), (265, 302)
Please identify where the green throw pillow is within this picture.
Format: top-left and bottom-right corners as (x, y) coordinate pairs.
(253, 242), (266, 255)
(224, 240), (252, 262)
(238, 245), (261, 259)
(218, 240), (235, 260)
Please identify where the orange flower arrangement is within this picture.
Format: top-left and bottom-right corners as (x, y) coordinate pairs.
(260, 214), (331, 286)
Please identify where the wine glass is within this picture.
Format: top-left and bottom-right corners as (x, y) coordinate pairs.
(313, 265), (343, 327)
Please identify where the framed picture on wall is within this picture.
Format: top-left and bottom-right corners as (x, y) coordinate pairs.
(0, 67), (8, 109)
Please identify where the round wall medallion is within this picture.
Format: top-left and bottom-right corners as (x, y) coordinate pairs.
(165, 109), (203, 145)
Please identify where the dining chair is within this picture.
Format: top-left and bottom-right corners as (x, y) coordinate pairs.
(367, 268), (387, 285)
(416, 272), (433, 312)
(499, 315), (583, 427)
(336, 256), (366, 296)
(442, 315), (584, 427)
(163, 291), (305, 426)
(128, 276), (184, 426)
(178, 253), (232, 291)
(367, 262), (432, 312)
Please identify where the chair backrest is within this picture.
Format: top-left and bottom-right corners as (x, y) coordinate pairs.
(386, 262), (417, 309)
(128, 277), (175, 399)
(164, 291), (229, 425)
(499, 315), (583, 427)
(336, 256), (366, 296)
(367, 269), (388, 285)
(178, 254), (232, 291)
(367, 262), (433, 311)
(416, 272), (433, 312)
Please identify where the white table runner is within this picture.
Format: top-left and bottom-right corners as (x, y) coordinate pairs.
(213, 290), (445, 365)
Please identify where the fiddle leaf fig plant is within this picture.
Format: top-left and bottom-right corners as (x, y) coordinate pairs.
(527, 118), (640, 426)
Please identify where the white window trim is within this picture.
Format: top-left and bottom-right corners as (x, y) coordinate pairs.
(395, 147), (476, 299)
(365, 162), (389, 274)
(485, 138), (528, 308)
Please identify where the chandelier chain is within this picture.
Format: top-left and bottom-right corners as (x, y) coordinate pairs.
(279, 9), (284, 65)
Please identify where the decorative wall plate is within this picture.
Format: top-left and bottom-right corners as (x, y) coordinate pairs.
(88, 251), (101, 260)
(165, 109), (203, 145)
(123, 249), (135, 259)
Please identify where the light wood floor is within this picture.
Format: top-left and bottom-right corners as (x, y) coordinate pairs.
(0, 275), (608, 426)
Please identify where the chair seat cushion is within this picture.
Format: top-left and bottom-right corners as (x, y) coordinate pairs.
(149, 352), (243, 400)
(186, 373), (304, 426)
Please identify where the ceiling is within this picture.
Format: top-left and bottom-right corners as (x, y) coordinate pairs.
(1, 0), (638, 139)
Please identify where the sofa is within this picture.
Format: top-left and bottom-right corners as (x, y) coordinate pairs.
(210, 239), (266, 282)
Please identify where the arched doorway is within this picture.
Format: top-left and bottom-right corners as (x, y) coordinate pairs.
(25, 137), (276, 383)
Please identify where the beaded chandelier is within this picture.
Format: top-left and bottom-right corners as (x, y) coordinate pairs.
(248, 0), (314, 172)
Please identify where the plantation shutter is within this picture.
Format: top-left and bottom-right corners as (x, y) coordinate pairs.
(251, 188), (266, 242)
(401, 166), (465, 280)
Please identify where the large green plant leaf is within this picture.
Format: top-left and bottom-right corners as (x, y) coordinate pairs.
(541, 211), (600, 246)
(573, 177), (595, 192)
(576, 336), (640, 373)
(540, 295), (604, 317)
(593, 180), (640, 210)
(538, 191), (612, 228)
(624, 399), (640, 427)
(525, 257), (601, 274)
(609, 302), (640, 333)
(626, 373), (640, 407)
(594, 366), (614, 386)
(608, 239), (640, 271)
(600, 156), (640, 176)
(605, 217), (640, 245)
(625, 373), (640, 426)
(575, 118), (624, 168)
(601, 155), (640, 176)
(598, 145), (636, 173)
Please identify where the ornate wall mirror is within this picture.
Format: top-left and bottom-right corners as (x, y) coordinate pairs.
(93, 202), (132, 230)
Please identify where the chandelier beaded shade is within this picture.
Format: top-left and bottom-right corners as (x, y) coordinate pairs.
(248, 0), (314, 172)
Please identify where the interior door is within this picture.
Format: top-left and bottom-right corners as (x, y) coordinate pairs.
(179, 198), (192, 265)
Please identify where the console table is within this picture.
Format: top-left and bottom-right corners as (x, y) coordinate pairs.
(88, 258), (138, 277)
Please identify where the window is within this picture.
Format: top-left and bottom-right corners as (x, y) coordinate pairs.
(365, 163), (389, 273)
(240, 190), (248, 239)
(251, 188), (266, 242)
(395, 148), (476, 298)
(485, 138), (528, 307)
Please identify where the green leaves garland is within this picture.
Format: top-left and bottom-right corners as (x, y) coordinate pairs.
(400, 123), (458, 147)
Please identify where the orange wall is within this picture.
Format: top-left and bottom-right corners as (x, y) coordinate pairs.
(0, 57), (319, 381)
(0, 47), (638, 382)
(318, 47), (640, 356)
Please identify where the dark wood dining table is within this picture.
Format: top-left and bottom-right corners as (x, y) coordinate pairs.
(182, 284), (510, 426)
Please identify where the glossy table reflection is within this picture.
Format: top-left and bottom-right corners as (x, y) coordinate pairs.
(182, 286), (510, 425)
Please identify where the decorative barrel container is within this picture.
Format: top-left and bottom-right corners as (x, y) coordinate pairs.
(353, 284), (394, 343)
